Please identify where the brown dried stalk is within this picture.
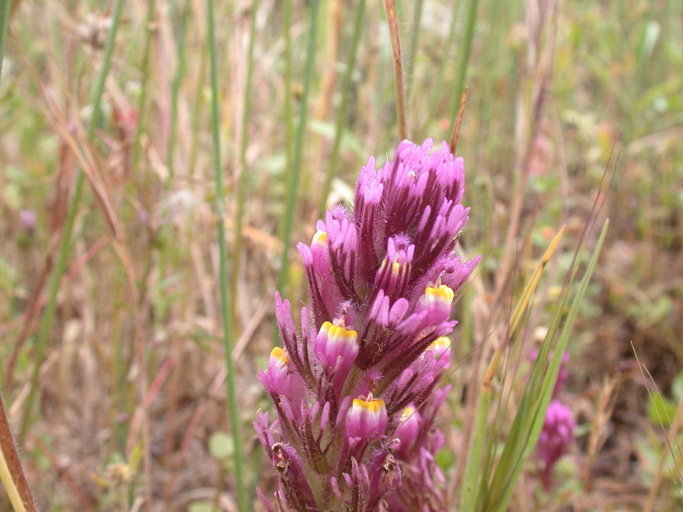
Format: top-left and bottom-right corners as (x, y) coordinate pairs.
(450, 87), (470, 154)
(0, 396), (37, 512)
(384, 0), (408, 140)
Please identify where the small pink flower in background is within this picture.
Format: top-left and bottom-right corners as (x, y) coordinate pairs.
(537, 400), (576, 490)
(531, 349), (575, 490)
(19, 209), (36, 231)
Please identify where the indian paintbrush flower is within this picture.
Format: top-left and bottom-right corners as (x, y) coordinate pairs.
(536, 400), (575, 490)
(256, 139), (479, 511)
(532, 349), (575, 490)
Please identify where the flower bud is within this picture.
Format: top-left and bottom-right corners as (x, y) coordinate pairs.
(314, 320), (359, 378)
(345, 396), (388, 441)
(417, 284), (455, 324)
(258, 347), (303, 402)
(394, 405), (421, 455)
(423, 336), (452, 371)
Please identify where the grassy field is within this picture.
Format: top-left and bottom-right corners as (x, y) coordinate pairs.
(0, 0), (681, 510)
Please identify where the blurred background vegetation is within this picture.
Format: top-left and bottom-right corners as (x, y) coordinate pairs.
(0, 0), (681, 510)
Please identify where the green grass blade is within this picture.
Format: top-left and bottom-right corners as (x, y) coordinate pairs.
(19, 0), (126, 441)
(318, 0), (366, 216)
(0, 0), (10, 78)
(232, 0), (260, 325)
(459, 386), (491, 512)
(448, 0), (479, 141)
(484, 220), (609, 512)
(405, 0), (424, 104)
(167, 0), (191, 182)
(460, 227), (565, 511)
(283, 0), (294, 168)
(132, 0), (156, 166)
(422, 2), (461, 135)
(277, 0), (321, 293)
(205, 0), (248, 509)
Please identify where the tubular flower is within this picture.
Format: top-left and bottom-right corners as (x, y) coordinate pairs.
(255, 139), (479, 511)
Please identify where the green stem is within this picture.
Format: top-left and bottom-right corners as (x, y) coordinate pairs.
(448, 0), (480, 140)
(405, 0), (424, 104)
(283, 0), (294, 170)
(188, 47), (207, 177)
(167, 0), (191, 182)
(132, 0), (156, 166)
(0, 0), (10, 78)
(422, 3), (460, 134)
(205, 0), (248, 510)
(318, 0), (366, 217)
(459, 387), (491, 512)
(277, 0), (321, 293)
(19, 0), (126, 442)
(232, 0), (260, 326)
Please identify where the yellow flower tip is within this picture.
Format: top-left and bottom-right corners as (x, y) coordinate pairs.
(353, 397), (385, 414)
(312, 230), (328, 245)
(401, 405), (416, 419)
(322, 320), (358, 343)
(426, 284), (455, 303)
(430, 336), (451, 351)
(270, 347), (288, 367)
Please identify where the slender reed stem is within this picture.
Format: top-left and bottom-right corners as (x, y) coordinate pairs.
(205, 0), (248, 510)
(423, 3), (460, 134)
(405, 0), (424, 103)
(277, 0), (321, 293)
(318, 0), (366, 216)
(448, 0), (479, 141)
(384, 0), (408, 140)
(132, 0), (156, 166)
(232, 0), (259, 325)
(283, 0), (294, 167)
(0, 0), (10, 78)
(188, 46), (207, 177)
(167, 0), (191, 181)
(19, 0), (126, 442)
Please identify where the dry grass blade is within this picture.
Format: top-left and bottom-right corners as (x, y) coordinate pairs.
(384, 0), (408, 140)
(508, 226), (565, 336)
(450, 87), (470, 154)
(0, 397), (36, 512)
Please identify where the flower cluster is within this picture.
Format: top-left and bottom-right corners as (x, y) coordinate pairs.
(535, 351), (575, 490)
(255, 139), (479, 511)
